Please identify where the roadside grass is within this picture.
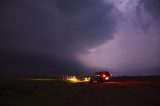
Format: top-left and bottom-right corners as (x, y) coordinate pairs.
(1, 76), (160, 106)
(112, 76), (160, 83)
(0, 79), (86, 106)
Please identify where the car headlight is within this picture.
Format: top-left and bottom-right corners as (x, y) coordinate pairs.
(105, 77), (109, 80)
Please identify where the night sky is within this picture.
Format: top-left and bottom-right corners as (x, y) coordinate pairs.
(1, 0), (160, 76)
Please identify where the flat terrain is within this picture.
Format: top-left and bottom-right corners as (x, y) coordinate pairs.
(81, 81), (160, 106)
(0, 79), (85, 106)
(1, 78), (160, 106)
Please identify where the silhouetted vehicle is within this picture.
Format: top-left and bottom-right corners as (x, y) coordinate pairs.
(89, 71), (111, 84)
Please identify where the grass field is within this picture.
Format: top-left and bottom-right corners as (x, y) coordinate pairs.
(1, 76), (160, 106)
(112, 76), (160, 82)
(0, 79), (86, 106)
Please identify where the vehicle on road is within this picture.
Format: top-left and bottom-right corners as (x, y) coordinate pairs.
(89, 71), (111, 84)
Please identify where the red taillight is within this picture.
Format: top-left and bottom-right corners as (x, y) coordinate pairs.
(102, 74), (106, 78)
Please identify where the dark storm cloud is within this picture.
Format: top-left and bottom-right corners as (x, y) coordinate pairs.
(0, 0), (117, 76)
(140, 0), (160, 19)
(0, 52), (90, 76)
(135, 0), (160, 32)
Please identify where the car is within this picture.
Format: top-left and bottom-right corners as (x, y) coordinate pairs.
(89, 71), (111, 84)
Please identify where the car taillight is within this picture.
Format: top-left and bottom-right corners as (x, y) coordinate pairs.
(101, 74), (106, 78)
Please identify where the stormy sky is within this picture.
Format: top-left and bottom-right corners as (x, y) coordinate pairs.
(1, 0), (160, 76)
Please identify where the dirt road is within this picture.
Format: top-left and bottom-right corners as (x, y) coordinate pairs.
(79, 81), (160, 106)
